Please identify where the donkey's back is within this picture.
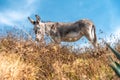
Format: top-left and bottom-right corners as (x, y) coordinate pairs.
(51, 19), (97, 47)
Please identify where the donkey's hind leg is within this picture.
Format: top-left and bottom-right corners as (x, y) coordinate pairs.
(84, 32), (95, 48)
(85, 27), (98, 48)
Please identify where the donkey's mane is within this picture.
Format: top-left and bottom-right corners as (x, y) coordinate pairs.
(41, 20), (54, 23)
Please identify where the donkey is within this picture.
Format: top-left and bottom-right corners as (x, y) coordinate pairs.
(28, 15), (97, 47)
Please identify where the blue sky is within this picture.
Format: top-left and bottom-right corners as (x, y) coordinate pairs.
(0, 0), (120, 44)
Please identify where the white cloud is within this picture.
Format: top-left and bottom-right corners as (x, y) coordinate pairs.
(0, 11), (30, 26)
(0, 16), (13, 25)
(0, 0), (39, 26)
(104, 26), (120, 44)
(114, 26), (120, 37)
(26, 0), (35, 7)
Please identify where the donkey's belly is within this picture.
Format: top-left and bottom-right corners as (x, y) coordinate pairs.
(61, 32), (83, 42)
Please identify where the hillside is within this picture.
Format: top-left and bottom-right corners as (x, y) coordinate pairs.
(0, 34), (120, 80)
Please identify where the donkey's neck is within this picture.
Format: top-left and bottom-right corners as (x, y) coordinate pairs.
(44, 22), (53, 35)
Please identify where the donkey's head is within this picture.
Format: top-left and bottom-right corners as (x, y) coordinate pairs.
(28, 15), (45, 41)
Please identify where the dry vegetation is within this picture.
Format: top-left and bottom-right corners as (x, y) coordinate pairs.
(0, 33), (120, 80)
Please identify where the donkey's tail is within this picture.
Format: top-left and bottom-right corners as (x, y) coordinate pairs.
(91, 24), (97, 47)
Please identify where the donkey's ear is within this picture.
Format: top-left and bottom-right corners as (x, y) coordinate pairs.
(35, 15), (41, 22)
(28, 17), (35, 24)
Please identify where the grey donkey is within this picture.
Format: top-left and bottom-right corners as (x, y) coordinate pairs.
(28, 15), (97, 47)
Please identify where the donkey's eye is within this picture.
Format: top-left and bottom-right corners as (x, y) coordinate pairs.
(36, 21), (39, 24)
(35, 30), (37, 34)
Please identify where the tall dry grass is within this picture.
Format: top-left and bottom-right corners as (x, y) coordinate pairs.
(0, 32), (120, 80)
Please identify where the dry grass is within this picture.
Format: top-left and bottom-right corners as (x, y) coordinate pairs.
(0, 34), (120, 80)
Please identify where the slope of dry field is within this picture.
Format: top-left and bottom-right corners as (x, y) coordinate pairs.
(0, 34), (120, 80)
